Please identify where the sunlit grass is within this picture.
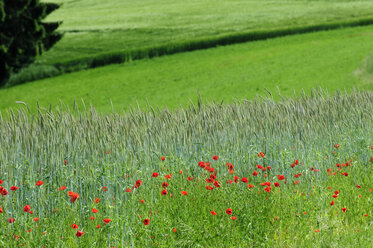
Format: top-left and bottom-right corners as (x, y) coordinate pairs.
(0, 90), (372, 247)
(2, 25), (373, 114)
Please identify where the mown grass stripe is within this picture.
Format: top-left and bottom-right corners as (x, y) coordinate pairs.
(7, 17), (373, 87)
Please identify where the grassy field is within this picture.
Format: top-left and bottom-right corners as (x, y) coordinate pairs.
(38, 0), (373, 65)
(0, 91), (372, 247)
(1, 1), (373, 247)
(7, 0), (373, 85)
(2, 25), (373, 114)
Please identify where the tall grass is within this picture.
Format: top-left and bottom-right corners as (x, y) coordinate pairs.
(0, 89), (372, 247)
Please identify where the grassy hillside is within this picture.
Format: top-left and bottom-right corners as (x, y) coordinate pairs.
(0, 91), (372, 247)
(7, 0), (373, 85)
(39, 0), (373, 65)
(1, 25), (373, 114)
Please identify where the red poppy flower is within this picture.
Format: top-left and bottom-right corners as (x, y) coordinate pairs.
(0, 206), (3, 213)
(334, 144), (340, 149)
(241, 177), (248, 183)
(152, 172), (159, 178)
(135, 179), (142, 188)
(248, 184), (254, 189)
(126, 188), (132, 192)
(58, 186), (66, 191)
(10, 186), (18, 191)
(206, 186), (214, 190)
(95, 198), (100, 204)
(277, 175), (285, 181)
(334, 190), (339, 195)
(0, 180), (3, 184)
(274, 182), (280, 187)
(90, 216), (95, 220)
(210, 174), (216, 180)
(267, 166), (272, 170)
(314, 229), (320, 233)
(33, 217), (39, 222)
(36, 180), (43, 186)
(23, 205), (31, 212)
(140, 199), (145, 204)
(227, 180), (233, 184)
(180, 170), (183, 174)
(71, 224), (78, 229)
(332, 194), (338, 198)
(226, 208), (233, 215)
(253, 171), (258, 176)
(8, 218), (15, 223)
(143, 219), (150, 225)
(173, 228), (177, 232)
(76, 230), (84, 237)
(92, 208), (98, 213)
(161, 157), (165, 161)
(97, 225), (101, 228)
(213, 156), (218, 161)
(103, 218), (111, 224)
(165, 174), (172, 180)
(68, 191), (80, 203)
(211, 210), (217, 216)
(181, 191), (188, 195)
(213, 181), (221, 187)
(161, 189), (168, 195)
(102, 186), (108, 192)
(29, 211), (33, 214)
(264, 186), (271, 193)
(341, 208), (347, 213)
(234, 176), (239, 183)
(187, 177), (193, 181)
(356, 185), (361, 188)
(230, 216), (237, 220)
(199, 162), (206, 168)
(365, 214), (368, 217)
(330, 201), (334, 206)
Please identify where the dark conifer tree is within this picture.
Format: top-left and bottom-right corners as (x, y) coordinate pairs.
(0, 0), (62, 87)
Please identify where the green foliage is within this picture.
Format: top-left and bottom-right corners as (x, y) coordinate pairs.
(0, 0), (62, 87)
(8, 0), (373, 84)
(1, 25), (372, 114)
(0, 90), (372, 246)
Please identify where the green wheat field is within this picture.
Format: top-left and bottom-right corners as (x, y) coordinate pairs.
(0, 0), (372, 247)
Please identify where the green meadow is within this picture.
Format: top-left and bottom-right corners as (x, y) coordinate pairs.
(8, 0), (373, 84)
(1, 0), (373, 247)
(40, 0), (373, 65)
(1, 25), (373, 114)
(0, 91), (372, 247)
